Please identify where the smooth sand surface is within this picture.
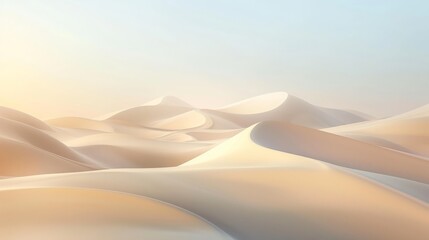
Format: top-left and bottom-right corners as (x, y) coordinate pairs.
(0, 106), (52, 131)
(0, 168), (427, 240)
(206, 92), (367, 128)
(325, 104), (429, 159)
(0, 93), (428, 239)
(0, 187), (231, 240)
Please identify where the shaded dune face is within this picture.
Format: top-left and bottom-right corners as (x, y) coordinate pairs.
(0, 139), (92, 176)
(106, 105), (193, 126)
(251, 121), (429, 183)
(0, 93), (428, 239)
(205, 92), (366, 128)
(0, 118), (89, 163)
(0, 118), (95, 176)
(104, 96), (194, 127)
(0, 187), (232, 240)
(0, 92), (371, 176)
(0, 106), (52, 131)
(150, 110), (211, 131)
(325, 104), (429, 159)
(0, 169), (427, 240)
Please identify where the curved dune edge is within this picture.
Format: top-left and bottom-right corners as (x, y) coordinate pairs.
(186, 129), (243, 141)
(181, 125), (329, 169)
(250, 122), (429, 183)
(207, 92), (366, 128)
(150, 110), (212, 130)
(66, 133), (213, 168)
(0, 137), (94, 176)
(348, 168), (429, 203)
(184, 121), (429, 183)
(0, 117), (92, 164)
(142, 96), (193, 108)
(47, 117), (115, 132)
(158, 132), (197, 142)
(325, 106), (429, 159)
(0, 106), (52, 131)
(0, 93), (428, 239)
(103, 96), (194, 126)
(0, 93), (376, 176)
(98, 96), (192, 120)
(0, 168), (427, 240)
(0, 187), (232, 240)
(217, 92), (289, 114)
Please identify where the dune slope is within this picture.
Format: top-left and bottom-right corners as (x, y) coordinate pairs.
(204, 92), (366, 128)
(326, 104), (429, 158)
(0, 168), (427, 240)
(0, 93), (428, 240)
(185, 121), (429, 183)
(0, 187), (231, 240)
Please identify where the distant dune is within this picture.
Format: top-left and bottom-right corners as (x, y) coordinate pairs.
(205, 92), (367, 128)
(325, 104), (429, 159)
(0, 106), (52, 131)
(0, 93), (428, 239)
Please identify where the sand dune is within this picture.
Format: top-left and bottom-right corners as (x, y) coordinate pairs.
(143, 96), (193, 108)
(101, 92), (366, 131)
(151, 110), (211, 130)
(394, 103), (429, 119)
(0, 117), (95, 176)
(199, 112), (242, 129)
(68, 133), (212, 168)
(0, 93), (428, 239)
(103, 123), (172, 139)
(0, 106), (217, 173)
(251, 121), (429, 183)
(47, 117), (115, 133)
(106, 105), (192, 127)
(0, 106), (52, 131)
(204, 92), (367, 128)
(182, 124), (329, 169)
(0, 137), (91, 176)
(326, 103), (429, 158)
(184, 121), (429, 183)
(104, 96), (194, 126)
(0, 168), (427, 240)
(0, 117), (87, 162)
(0, 187), (231, 240)
(158, 132), (197, 142)
(350, 169), (429, 203)
(186, 129), (242, 141)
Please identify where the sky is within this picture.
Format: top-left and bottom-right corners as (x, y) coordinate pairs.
(1, 0), (428, 119)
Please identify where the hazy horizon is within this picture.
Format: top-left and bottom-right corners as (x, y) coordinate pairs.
(1, 2), (428, 238)
(1, 0), (428, 119)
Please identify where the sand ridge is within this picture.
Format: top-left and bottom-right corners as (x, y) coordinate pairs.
(0, 92), (428, 239)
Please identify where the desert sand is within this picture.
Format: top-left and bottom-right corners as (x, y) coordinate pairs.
(0, 92), (428, 239)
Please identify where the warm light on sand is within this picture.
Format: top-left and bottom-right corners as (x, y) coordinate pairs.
(1, 1), (428, 238)
(0, 93), (427, 239)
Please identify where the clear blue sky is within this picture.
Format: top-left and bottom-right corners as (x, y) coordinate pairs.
(1, 0), (428, 118)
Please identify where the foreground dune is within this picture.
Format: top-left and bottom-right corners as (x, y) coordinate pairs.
(0, 187), (231, 240)
(184, 121), (429, 183)
(0, 168), (427, 240)
(0, 93), (428, 239)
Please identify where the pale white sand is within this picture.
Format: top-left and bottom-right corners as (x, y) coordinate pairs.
(325, 104), (429, 159)
(0, 93), (428, 239)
